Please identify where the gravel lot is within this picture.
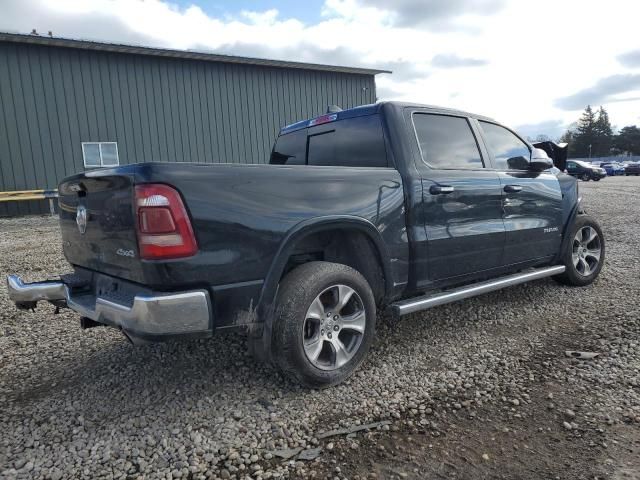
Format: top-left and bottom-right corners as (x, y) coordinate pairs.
(1, 176), (639, 480)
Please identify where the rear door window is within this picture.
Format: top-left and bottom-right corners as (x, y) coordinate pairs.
(412, 113), (484, 169)
(479, 121), (531, 170)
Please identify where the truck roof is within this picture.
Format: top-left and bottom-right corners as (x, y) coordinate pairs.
(279, 101), (498, 135)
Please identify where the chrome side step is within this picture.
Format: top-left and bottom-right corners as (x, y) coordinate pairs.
(390, 265), (565, 316)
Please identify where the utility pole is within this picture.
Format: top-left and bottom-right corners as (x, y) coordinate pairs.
(588, 144), (592, 159)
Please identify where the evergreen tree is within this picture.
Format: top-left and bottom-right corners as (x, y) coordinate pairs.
(559, 127), (575, 156)
(559, 130), (573, 145)
(571, 105), (597, 158)
(614, 125), (640, 156)
(559, 109), (638, 159)
(593, 106), (613, 156)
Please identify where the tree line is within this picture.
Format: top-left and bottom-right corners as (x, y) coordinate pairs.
(557, 106), (640, 159)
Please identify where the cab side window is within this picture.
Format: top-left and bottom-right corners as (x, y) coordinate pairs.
(412, 113), (484, 169)
(479, 121), (530, 171)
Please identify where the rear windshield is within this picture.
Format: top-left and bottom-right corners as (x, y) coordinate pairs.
(270, 129), (306, 165)
(270, 114), (389, 168)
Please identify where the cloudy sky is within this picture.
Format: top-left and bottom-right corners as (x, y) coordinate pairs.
(3, 0), (640, 139)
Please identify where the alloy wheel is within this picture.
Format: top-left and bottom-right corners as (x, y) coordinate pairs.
(302, 284), (366, 371)
(572, 226), (602, 277)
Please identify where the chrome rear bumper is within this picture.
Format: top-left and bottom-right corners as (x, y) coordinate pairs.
(7, 275), (67, 304)
(6, 275), (212, 340)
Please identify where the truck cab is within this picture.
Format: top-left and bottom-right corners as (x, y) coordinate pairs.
(271, 103), (568, 291)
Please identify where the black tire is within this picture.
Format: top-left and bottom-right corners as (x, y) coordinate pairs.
(272, 261), (376, 388)
(593, 177), (601, 181)
(553, 215), (605, 287)
(580, 173), (590, 181)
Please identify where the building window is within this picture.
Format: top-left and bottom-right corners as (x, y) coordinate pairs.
(82, 142), (119, 168)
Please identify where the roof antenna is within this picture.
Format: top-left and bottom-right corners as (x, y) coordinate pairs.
(327, 105), (342, 113)
(48, 31), (53, 37)
(30, 29), (39, 35)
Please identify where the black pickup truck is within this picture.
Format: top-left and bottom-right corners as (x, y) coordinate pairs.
(7, 102), (605, 387)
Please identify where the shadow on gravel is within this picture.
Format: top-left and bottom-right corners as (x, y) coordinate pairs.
(4, 331), (291, 415)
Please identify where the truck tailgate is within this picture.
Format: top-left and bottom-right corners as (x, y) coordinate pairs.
(58, 167), (143, 282)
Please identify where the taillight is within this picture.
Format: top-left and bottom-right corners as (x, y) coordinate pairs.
(134, 184), (198, 260)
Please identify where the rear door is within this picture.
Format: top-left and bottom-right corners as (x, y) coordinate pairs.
(477, 120), (563, 266)
(411, 112), (506, 285)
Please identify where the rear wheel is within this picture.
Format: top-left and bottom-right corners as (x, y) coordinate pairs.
(554, 215), (605, 286)
(272, 262), (376, 388)
(580, 173), (590, 181)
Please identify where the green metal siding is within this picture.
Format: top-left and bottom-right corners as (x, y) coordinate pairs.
(0, 41), (377, 216)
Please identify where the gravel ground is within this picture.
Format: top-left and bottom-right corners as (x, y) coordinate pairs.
(1, 176), (639, 480)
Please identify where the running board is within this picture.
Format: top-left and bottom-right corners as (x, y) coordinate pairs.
(390, 265), (566, 316)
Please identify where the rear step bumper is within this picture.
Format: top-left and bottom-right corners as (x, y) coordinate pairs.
(6, 275), (68, 305)
(6, 275), (212, 342)
(391, 265), (566, 316)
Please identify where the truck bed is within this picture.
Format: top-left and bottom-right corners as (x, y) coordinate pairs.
(58, 162), (407, 291)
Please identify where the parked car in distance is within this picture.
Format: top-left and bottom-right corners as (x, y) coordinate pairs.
(566, 160), (607, 181)
(624, 162), (640, 176)
(613, 162), (627, 175)
(6, 102), (606, 388)
(600, 162), (625, 176)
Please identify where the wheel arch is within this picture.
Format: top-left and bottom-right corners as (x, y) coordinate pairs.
(262, 216), (393, 306)
(251, 216), (393, 361)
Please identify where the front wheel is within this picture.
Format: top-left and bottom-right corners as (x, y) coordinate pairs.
(553, 215), (605, 286)
(272, 261), (376, 388)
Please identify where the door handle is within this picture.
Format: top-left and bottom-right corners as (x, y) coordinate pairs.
(504, 184), (523, 193)
(429, 185), (455, 195)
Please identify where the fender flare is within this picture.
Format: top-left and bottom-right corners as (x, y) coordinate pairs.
(252, 216), (393, 360)
(556, 196), (585, 263)
(260, 215), (393, 310)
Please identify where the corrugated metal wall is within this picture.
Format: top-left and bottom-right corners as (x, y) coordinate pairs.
(0, 41), (377, 216)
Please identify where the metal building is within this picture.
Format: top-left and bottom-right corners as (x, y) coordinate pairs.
(0, 32), (387, 216)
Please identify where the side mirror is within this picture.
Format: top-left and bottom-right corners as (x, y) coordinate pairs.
(529, 148), (553, 171)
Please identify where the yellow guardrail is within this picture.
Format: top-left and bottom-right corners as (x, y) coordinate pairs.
(0, 189), (59, 214)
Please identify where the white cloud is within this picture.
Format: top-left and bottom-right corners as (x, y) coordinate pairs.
(2, 0), (640, 138)
(240, 8), (280, 25)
